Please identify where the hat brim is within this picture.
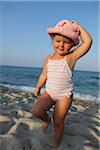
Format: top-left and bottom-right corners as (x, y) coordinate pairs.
(47, 28), (79, 45)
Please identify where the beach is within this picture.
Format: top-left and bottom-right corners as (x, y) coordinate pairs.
(0, 85), (99, 150)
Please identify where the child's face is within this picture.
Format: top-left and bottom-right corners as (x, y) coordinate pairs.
(52, 34), (74, 55)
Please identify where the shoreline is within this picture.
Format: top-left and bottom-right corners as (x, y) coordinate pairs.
(0, 85), (98, 104)
(0, 86), (99, 150)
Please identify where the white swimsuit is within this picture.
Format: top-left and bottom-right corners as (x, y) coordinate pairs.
(46, 55), (73, 101)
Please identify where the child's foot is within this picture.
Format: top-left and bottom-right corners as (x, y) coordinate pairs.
(47, 140), (61, 148)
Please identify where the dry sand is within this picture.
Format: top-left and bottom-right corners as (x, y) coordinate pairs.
(0, 86), (99, 150)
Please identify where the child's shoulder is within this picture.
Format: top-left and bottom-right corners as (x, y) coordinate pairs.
(44, 54), (52, 64)
(45, 53), (53, 60)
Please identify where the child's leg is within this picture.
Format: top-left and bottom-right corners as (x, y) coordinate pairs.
(32, 91), (55, 128)
(49, 95), (73, 148)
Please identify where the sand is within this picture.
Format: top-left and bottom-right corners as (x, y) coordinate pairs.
(0, 86), (99, 150)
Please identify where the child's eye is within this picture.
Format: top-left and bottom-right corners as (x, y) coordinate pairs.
(56, 40), (61, 42)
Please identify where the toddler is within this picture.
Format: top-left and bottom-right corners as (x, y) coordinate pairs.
(32, 19), (92, 148)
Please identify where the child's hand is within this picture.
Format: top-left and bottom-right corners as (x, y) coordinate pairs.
(34, 87), (41, 97)
(71, 20), (80, 35)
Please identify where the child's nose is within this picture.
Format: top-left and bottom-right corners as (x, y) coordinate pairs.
(60, 41), (64, 46)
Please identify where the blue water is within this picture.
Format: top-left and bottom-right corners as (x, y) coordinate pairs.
(0, 65), (99, 103)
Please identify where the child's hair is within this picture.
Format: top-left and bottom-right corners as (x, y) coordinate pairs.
(47, 19), (80, 45)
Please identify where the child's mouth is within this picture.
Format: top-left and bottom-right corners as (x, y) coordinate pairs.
(58, 47), (64, 51)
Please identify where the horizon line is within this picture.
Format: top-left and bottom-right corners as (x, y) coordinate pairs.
(0, 64), (99, 73)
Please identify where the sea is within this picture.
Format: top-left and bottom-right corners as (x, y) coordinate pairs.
(0, 65), (99, 103)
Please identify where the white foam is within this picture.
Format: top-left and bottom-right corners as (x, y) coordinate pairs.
(0, 83), (34, 93)
(74, 93), (96, 101)
(73, 93), (100, 103)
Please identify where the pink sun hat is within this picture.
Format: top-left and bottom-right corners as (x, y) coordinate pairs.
(47, 19), (80, 45)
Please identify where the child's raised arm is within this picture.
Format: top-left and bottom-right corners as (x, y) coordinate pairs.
(72, 23), (92, 62)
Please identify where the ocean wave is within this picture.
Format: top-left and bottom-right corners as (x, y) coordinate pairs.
(0, 83), (100, 104)
(73, 93), (100, 103)
(0, 83), (34, 92)
(91, 76), (100, 80)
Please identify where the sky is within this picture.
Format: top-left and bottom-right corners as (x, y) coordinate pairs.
(0, 0), (99, 72)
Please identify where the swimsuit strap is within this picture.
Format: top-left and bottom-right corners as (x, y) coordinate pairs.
(48, 53), (54, 59)
(64, 55), (67, 60)
(49, 53), (66, 60)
